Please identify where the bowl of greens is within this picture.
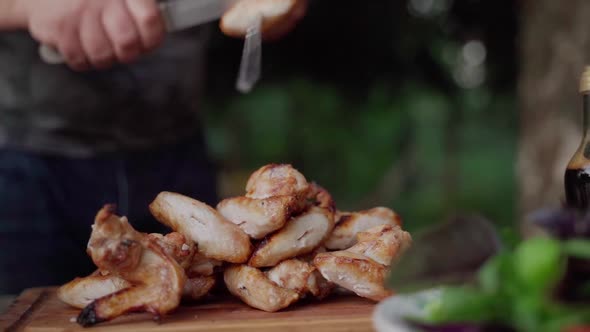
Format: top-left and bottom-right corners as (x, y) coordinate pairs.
(374, 209), (590, 332)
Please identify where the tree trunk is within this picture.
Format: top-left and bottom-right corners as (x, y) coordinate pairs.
(518, 0), (590, 234)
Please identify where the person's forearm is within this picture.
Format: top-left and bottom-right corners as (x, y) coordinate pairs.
(0, 0), (28, 30)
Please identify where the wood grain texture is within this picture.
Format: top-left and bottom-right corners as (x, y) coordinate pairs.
(0, 288), (376, 332)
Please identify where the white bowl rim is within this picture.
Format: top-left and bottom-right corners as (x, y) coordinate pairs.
(372, 288), (442, 332)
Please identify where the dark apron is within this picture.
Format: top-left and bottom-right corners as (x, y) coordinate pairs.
(0, 27), (217, 294)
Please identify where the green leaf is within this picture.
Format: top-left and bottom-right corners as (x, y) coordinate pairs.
(511, 295), (544, 332)
(513, 237), (564, 292)
(478, 253), (512, 293)
(563, 239), (590, 259)
(428, 286), (500, 323)
(541, 306), (590, 332)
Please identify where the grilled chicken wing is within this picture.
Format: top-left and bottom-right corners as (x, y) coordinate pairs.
(217, 195), (304, 239)
(265, 259), (315, 294)
(245, 164), (309, 199)
(348, 224), (412, 266)
(308, 269), (335, 299)
(314, 224), (412, 302)
(60, 232), (203, 310)
(299, 245), (327, 263)
(334, 210), (351, 223)
(148, 232), (219, 301)
(147, 232), (196, 269)
(325, 207), (402, 250)
(249, 206), (335, 267)
(218, 167), (323, 240)
(183, 276), (216, 301)
(224, 264), (300, 312)
(149, 192), (252, 263)
(266, 259), (333, 299)
(76, 205), (186, 327)
(314, 251), (391, 301)
(308, 182), (336, 211)
(186, 253), (223, 277)
(58, 274), (131, 309)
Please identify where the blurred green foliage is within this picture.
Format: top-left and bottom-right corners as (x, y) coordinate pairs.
(421, 238), (590, 331)
(203, 0), (518, 233)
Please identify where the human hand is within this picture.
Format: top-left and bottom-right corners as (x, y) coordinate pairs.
(22, 0), (165, 70)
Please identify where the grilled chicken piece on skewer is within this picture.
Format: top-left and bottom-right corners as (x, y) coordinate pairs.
(220, 0), (308, 40)
(314, 224), (412, 302)
(325, 207), (402, 250)
(149, 192), (252, 263)
(77, 205), (186, 327)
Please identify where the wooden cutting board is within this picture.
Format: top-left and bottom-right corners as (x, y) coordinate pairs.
(0, 288), (376, 332)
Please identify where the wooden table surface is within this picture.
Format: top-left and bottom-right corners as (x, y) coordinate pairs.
(0, 288), (377, 332)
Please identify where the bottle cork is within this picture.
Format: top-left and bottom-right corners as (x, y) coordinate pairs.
(580, 66), (590, 93)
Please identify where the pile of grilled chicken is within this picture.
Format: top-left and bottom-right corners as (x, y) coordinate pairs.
(58, 164), (412, 326)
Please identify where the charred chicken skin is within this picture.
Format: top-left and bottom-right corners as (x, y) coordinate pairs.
(76, 205), (186, 327)
(224, 264), (300, 312)
(325, 207), (402, 250)
(314, 224), (412, 302)
(58, 273), (131, 309)
(245, 163), (310, 199)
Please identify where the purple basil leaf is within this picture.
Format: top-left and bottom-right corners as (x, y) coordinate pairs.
(526, 207), (590, 239)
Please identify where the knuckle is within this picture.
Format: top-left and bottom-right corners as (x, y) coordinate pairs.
(30, 20), (62, 44)
(114, 41), (140, 62)
(60, 42), (85, 66)
(90, 49), (115, 64)
(107, 19), (141, 53)
(63, 51), (85, 65)
(112, 18), (133, 38)
(116, 36), (140, 54)
(136, 7), (161, 27)
(52, 15), (75, 36)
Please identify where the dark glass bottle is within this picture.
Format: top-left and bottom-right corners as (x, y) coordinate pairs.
(565, 67), (590, 211)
